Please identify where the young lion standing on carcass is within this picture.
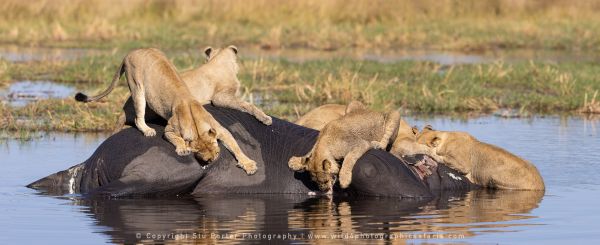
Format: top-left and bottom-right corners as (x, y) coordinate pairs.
(288, 101), (402, 192)
(113, 45), (272, 132)
(75, 48), (257, 174)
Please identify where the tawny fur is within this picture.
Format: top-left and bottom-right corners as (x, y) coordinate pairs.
(180, 45), (271, 125)
(388, 120), (436, 159)
(75, 48), (257, 174)
(416, 129), (545, 190)
(295, 104), (347, 131)
(295, 103), (434, 160)
(288, 101), (401, 191)
(114, 45), (271, 130)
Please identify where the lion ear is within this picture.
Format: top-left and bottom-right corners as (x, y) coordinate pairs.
(430, 136), (441, 147)
(411, 126), (419, 135)
(203, 46), (213, 58)
(208, 128), (217, 138)
(228, 45), (238, 55)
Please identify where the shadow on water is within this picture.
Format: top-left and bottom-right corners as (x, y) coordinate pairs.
(65, 189), (543, 244)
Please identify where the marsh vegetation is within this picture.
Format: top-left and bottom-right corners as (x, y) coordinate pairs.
(1, 0), (599, 132)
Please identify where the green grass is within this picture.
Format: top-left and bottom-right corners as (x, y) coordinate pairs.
(2, 0), (600, 52)
(2, 52), (599, 132)
(2, 0), (600, 132)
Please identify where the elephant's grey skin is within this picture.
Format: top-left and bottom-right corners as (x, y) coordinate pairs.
(27, 105), (474, 198)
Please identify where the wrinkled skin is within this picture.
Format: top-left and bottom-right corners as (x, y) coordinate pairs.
(27, 105), (475, 198)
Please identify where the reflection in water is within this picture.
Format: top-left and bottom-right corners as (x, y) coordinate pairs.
(3, 116), (599, 244)
(72, 190), (543, 244)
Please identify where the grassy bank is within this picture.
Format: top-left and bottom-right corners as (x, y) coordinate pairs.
(2, 52), (599, 132)
(1, 0), (600, 51)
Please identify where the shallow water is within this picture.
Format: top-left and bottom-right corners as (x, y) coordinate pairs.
(1, 116), (599, 244)
(0, 80), (76, 107)
(0, 45), (105, 62)
(239, 47), (600, 65)
(3, 44), (599, 65)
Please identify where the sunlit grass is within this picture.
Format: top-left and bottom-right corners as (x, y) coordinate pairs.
(1, 0), (600, 51)
(2, 52), (600, 132)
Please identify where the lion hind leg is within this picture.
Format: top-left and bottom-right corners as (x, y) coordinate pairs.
(338, 141), (375, 189)
(212, 93), (272, 125)
(127, 72), (155, 137)
(373, 110), (401, 149)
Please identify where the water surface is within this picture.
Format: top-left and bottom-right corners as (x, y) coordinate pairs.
(0, 80), (76, 107)
(1, 116), (599, 244)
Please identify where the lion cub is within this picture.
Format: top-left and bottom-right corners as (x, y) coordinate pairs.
(416, 128), (545, 190)
(75, 48), (257, 174)
(288, 101), (401, 192)
(295, 104), (347, 130)
(389, 120), (434, 158)
(295, 104), (432, 160)
(181, 45), (272, 125)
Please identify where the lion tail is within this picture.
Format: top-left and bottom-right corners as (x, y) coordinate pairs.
(75, 60), (125, 102)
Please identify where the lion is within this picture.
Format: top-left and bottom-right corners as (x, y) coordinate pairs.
(295, 104), (347, 130)
(389, 120), (437, 159)
(295, 104), (432, 159)
(288, 101), (402, 192)
(179, 45), (272, 125)
(416, 128), (545, 190)
(74, 48), (257, 175)
(113, 46), (271, 133)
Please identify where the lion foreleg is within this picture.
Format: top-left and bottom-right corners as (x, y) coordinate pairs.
(210, 119), (257, 175)
(164, 120), (192, 156)
(338, 141), (376, 189)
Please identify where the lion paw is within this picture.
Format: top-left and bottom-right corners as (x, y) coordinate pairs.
(371, 141), (385, 150)
(176, 147), (192, 156)
(288, 157), (306, 171)
(339, 172), (352, 189)
(239, 159), (257, 175)
(261, 116), (273, 126)
(142, 128), (157, 137)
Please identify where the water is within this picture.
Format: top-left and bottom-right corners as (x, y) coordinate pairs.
(2, 45), (598, 67)
(0, 45), (105, 62)
(1, 116), (599, 244)
(239, 47), (600, 65)
(0, 80), (76, 107)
